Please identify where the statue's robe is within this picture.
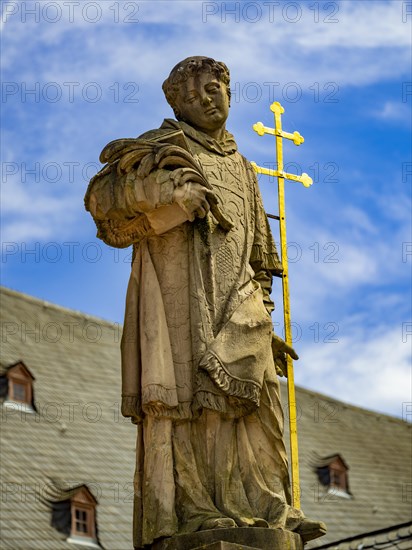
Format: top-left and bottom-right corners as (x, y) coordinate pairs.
(86, 119), (304, 547)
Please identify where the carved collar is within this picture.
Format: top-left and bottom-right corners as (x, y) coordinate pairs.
(161, 119), (237, 156)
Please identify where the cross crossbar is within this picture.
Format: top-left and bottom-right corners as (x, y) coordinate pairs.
(250, 162), (313, 188)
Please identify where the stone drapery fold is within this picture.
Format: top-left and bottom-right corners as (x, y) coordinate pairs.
(84, 119), (301, 547)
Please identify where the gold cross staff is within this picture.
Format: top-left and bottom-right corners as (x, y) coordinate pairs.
(251, 101), (313, 509)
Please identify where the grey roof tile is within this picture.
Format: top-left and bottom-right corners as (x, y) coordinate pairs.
(315, 523), (412, 549)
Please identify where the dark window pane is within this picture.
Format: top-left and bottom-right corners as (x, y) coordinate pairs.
(13, 382), (26, 402)
(74, 508), (89, 535)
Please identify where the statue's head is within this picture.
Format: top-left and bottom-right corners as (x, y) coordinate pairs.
(163, 56), (231, 114)
(162, 57), (231, 137)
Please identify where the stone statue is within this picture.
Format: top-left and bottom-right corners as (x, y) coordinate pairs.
(85, 56), (326, 549)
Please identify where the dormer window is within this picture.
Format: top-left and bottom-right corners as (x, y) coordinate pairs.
(315, 454), (351, 498)
(1, 361), (36, 412)
(70, 487), (98, 541)
(330, 463), (347, 491)
(48, 481), (100, 548)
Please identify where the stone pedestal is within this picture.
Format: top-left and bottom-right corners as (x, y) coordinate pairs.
(151, 527), (304, 550)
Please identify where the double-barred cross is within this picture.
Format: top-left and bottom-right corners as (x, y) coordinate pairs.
(252, 101), (313, 509)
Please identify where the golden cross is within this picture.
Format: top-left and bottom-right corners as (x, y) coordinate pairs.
(252, 101), (313, 510)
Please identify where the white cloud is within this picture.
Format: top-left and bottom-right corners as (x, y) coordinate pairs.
(1, 1), (410, 87)
(1, 172), (79, 242)
(372, 101), (412, 124)
(296, 324), (412, 418)
(294, 1), (410, 48)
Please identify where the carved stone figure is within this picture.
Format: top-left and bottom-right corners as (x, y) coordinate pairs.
(85, 56), (326, 548)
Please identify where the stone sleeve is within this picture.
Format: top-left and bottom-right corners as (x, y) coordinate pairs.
(86, 166), (175, 221)
(85, 165), (189, 247)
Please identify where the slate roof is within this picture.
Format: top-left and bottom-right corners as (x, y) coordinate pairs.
(1, 286), (411, 549)
(288, 377), (412, 547)
(0, 287), (135, 549)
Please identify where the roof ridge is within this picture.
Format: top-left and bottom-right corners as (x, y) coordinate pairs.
(0, 286), (119, 328)
(316, 520), (412, 548)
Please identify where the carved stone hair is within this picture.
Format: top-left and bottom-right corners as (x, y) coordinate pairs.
(162, 56), (231, 118)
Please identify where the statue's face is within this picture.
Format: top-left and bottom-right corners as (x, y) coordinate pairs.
(174, 71), (229, 136)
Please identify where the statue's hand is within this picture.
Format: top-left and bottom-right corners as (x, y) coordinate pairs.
(173, 181), (217, 221)
(271, 333), (299, 377)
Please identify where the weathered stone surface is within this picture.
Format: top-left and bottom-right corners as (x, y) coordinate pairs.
(85, 56), (326, 549)
(151, 527), (303, 550)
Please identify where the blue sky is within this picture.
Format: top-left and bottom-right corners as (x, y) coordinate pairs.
(1, 0), (411, 418)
